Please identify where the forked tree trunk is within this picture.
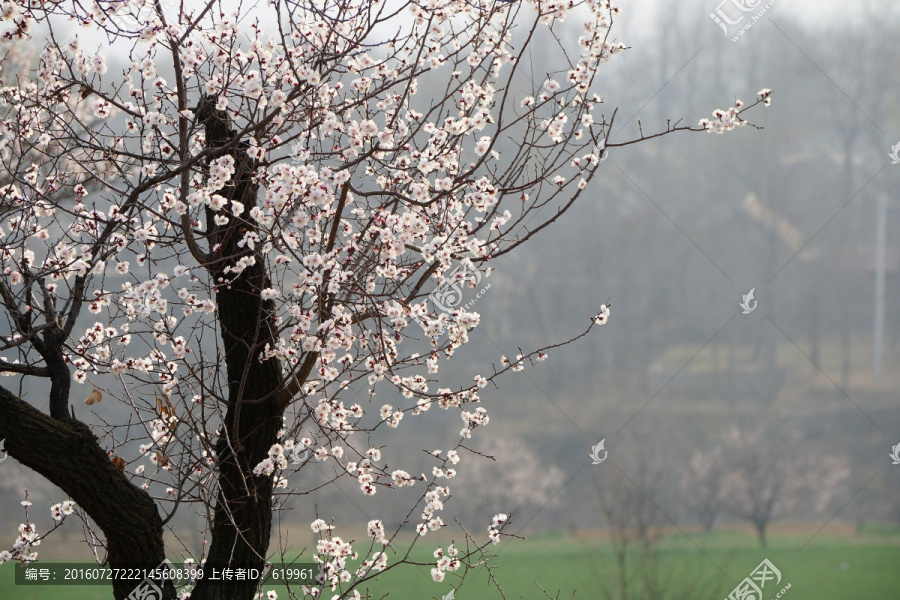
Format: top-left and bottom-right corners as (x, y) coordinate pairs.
(188, 97), (284, 600)
(0, 98), (285, 600)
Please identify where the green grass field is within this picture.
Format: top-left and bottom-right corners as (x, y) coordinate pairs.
(3, 528), (899, 599)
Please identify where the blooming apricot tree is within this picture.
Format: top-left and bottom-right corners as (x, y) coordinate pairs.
(0, 1), (768, 599)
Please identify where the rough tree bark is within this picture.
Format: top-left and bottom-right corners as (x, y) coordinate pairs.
(188, 97), (284, 600)
(0, 387), (176, 600)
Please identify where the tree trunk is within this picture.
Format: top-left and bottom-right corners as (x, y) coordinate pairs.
(0, 387), (176, 600)
(188, 96), (285, 600)
(189, 277), (283, 600)
(616, 546), (630, 600)
(700, 509), (716, 533)
(45, 339), (71, 420)
(755, 520), (768, 548)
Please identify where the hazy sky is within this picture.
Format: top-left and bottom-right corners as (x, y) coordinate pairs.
(625, 0), (890, 26)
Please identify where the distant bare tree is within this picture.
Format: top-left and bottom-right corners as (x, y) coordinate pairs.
(681, 445), (727, 532)
(718, 425), (850, 547)
(592, 446), (720, 600)
(452, 435), (566, 526)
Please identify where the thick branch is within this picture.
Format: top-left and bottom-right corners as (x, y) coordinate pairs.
(0, 359), (49, 377)
(0, 386), (176, 600)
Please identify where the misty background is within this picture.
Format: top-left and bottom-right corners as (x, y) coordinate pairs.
(2, 0), (898, 586)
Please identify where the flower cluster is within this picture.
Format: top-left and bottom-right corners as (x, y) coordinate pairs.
(50, 500), (76, 522)
(252, 443), (290, 477)
(1, 522), (39, 563)
(700, 89), (772, 133)
(487, 513), (509, 545)
(593, 303), (611, 325)
(430, 543), (461, 583)
(417, 486), (451, 536)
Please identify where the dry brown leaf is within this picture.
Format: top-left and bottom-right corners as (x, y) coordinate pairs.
(84, 389), (102, 406)
(110, 456), (125, 472)
(157, 397), (176, 419)
(155, 452), (170, 468)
